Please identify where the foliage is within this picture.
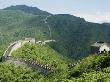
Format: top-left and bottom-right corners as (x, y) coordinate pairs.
(0, 62), (47, 82)
(69, 54), (110, 82)
(0, 5), (110, 60)
(47, 14), (110, 59)
(0, 5), (110, 81)
(4, 5), (51, 15)
(12, 43), (70, 79)
(0, 9), (50, 46)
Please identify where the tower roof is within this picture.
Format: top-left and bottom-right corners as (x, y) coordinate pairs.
(91, 41), (107, 47)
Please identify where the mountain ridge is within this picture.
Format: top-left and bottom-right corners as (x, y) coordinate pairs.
(0, 5), (110, 82)
(0, 5), (110, 60)
(4, 5), (51, 15)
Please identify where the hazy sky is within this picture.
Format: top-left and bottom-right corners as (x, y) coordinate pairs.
(0, 0), (110, 23)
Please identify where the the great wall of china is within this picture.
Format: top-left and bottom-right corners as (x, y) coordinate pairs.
(2, 38), (56, 74)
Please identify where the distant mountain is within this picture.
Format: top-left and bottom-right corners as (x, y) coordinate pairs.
(47, 14), (110, 59)
(103, 22), (110, 26)
(2, 5), (110, 82)
(0, 5), (110, 60)
(4, 5), (51, 15)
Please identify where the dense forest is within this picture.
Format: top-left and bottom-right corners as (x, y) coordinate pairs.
(0, 5), (110, 82)
(0, 5), (110, 59)
(1, 43), (110, 81)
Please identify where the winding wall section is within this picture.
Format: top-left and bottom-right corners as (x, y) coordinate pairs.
(2, 39), (54, 74)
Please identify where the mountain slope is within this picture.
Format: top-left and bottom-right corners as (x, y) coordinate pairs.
(70, 53), (110, 81)
(0, 10), (50, 46)
(47, 14), (110, 59)
(0, 62), (46, 82)
(4, 5), (51, 15)
(12, 43), (69, 79)
(0, 5), (110, 60)
(1, 5), (110, 82)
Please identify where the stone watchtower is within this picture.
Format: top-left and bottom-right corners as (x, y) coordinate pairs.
(91, 41), (110, 54)
(24, 38), (36, 43)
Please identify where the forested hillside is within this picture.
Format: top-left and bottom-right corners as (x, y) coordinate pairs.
(0, 4), (110, 82)
(0, 5), (110, 60)
(4, 5), (51, 15)
(69, 53), (110, 81)
(46, 14), (110, 59)
(0, 10), (50, 45)
(1, 43), (110, 82)
(0, 43), (71, 82)
(12, 43), (70, 80)
(0, 62), (47, 82)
